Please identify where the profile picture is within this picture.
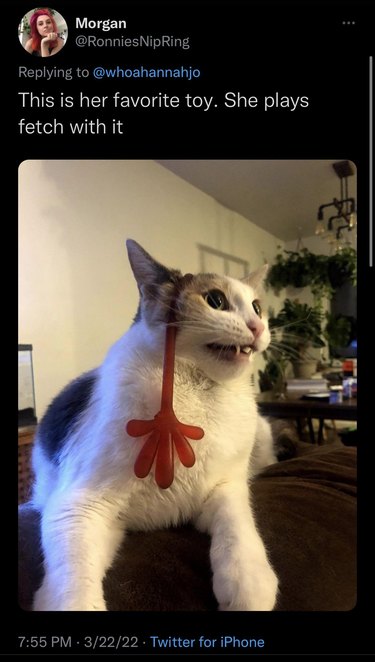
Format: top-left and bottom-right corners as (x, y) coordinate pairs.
(18, 7), (68, 57)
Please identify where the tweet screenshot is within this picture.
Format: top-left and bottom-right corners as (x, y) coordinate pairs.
(12, 0), (372, 657)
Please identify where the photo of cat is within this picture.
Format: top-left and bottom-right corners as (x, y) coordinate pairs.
(18, 160), (357, 614)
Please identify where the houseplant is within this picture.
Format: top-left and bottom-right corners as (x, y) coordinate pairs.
(323, 312), (352, 357)
(266, 298), (325, 381)
(266, 247), (357, 303)
(261, 246), (357, 390)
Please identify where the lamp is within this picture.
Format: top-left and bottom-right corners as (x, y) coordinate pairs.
(315, 161), (357, 252)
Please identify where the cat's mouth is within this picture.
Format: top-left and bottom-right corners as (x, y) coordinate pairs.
(206, 343), (254, 361)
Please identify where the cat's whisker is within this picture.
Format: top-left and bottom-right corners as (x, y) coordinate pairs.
(270, 314), (315, 332)
(269, 337), (301, 349)
(270, 330), (312, 344)
(267, 342), (301, 360)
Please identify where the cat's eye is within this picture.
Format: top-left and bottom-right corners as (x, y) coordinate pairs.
(252, 299), (262, 317)
(204, 289), (229, 311)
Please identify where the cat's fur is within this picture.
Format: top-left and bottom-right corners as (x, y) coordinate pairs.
(31, 240), (278, 611)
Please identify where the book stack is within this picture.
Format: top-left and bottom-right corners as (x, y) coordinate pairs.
(286, 378), (329, 399)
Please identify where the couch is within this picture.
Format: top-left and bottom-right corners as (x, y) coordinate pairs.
(18, 442), (356, 611)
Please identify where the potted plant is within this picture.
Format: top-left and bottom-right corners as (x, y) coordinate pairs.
(258, 349), (290, 395)
(261, 245), (357, 390)
(267, 298), (326, 379)
(327, 247), (357, 289)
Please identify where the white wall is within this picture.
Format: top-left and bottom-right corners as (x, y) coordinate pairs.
(19, 160), (284, 418)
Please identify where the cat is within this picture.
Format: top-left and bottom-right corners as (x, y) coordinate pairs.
(31, 239), (278, 611)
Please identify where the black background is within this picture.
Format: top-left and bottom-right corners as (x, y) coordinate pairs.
(9, 0), (373, 656)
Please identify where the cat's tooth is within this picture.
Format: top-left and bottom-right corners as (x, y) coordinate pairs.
(235, 345), (240, 356)
(242, 346), (251, 354)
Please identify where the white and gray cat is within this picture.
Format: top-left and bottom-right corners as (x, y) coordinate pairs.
(31, 239), (278, 611)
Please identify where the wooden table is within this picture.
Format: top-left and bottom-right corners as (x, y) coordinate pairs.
(257, 393), (357, 444)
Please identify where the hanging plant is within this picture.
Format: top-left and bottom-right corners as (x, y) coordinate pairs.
(327, 247), (357, 288)
(266, 247), (356, 301)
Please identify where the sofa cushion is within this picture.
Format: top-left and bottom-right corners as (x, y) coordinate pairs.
(18, 445), (356, 611)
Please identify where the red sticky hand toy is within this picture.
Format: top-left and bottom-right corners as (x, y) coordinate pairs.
(126, 321), (204, 489)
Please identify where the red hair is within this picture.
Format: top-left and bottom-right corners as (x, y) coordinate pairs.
(29, 8), (58, 53)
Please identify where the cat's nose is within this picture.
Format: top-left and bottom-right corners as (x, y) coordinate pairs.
(247, 320), (264, 339)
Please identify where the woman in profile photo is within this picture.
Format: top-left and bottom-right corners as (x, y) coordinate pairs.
(24, 8), (65, 57)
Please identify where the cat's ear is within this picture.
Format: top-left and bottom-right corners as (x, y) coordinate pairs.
(242, 264), (269, 293)
(126, 239), (181, 288)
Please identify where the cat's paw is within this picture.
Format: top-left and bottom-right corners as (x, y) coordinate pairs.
(33, 581), (107, 611)
(213, 557), (278, 611)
